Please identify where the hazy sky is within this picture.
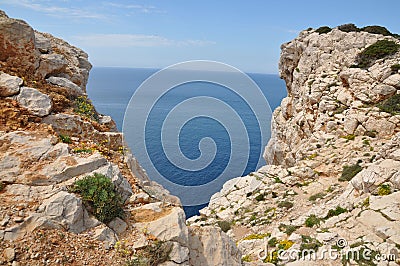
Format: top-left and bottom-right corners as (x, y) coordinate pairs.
(1, 0), (399, 73)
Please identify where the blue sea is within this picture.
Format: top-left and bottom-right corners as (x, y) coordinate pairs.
(87, 67), (286, 217)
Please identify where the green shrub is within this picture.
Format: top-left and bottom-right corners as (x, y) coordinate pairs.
(59, 134), (72, 144)
(378, 184), (392, 196)
(217, 220), (231, 232)
(300, 235), (322, 254)
(391, 64), (400, 71)
(308, 192), (326, 202)
(74, 96), (99, 121)
(339, 164), (363, 182)
(361, 25), (393, 36)
(325, 206), (347, 219)
(342, 134), (356, 141)
(268, 237), (278, 247)
(316, 26), (332, 34)
(354, 40), (400, 68)
(277, 201), (294, 209)
(305, 214), (321, 227)
(364, 130), (377, 138)
(126, 240), (172, 266)
(279, 224), (299, 236)
(242, 255), (252, 262)
(377, 94), (400, 115)
(255, 194), (265, 201)
(69, 173), (124, 223)
(338, 23), (359, 32)
(243, 233), (270, 241)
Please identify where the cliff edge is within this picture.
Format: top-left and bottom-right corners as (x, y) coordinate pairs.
(0, 11), (241, 266)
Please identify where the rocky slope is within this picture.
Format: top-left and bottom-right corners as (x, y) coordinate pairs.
(189, 26), (400, 265)
(0, 10), (240, 266)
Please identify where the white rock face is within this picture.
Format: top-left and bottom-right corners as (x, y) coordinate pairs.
(46, 76), (84, 95)
(188, 226), (242, 266)
(0, 72), (23, 96)
(16, 87), (52, 117)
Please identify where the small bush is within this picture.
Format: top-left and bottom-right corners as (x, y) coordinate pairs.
(325, 206), (348, 219)
(278, 240), (294, 250)
(342, 134), (356, 141)
(255, 194), (265, 201)
(0, 182), (4, 192)
(268, 237), (278, 247)
(305, 214), (321, 227)
(308, 192), (326, 202)
(338, 23), (359, 32)
(59, 134), (72, 144)
(242, 255), (252, 262)
(361, 25), (393, 36)
(278, 201), (294, 209)
(69, 173), (124, 223)
(279, 224), (299, 236)
(300, 235), (322, 253)
(364, 130), (377, 138)
(217, 220), (231, 232)
(243, 233), (270, 241)
(377, 94), (400, 115)
(316, 26), (332, 34)
(74, 96), (99, 121)
(339, 164), (362, 182)
(391, 64), (400, 71)
(355, 40), (400, 68)
(127, 240), (172, 266)
(378, 184), (392, 196)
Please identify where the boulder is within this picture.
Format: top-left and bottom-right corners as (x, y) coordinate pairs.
(188, 226), (242, 266)
(16, 87), (52, 117)
(0, 72), (22, 96)
(36, 53), (67, 79)
(46, 76), (84, 95)
(34, 32), (51, 53)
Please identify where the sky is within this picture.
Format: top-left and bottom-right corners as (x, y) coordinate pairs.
(1, 0), (400, 73)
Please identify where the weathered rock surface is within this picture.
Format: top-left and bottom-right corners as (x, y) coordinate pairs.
(16, 87), (52, 117)
(188, 226), (242, 266)
(0, 72), (23, 96)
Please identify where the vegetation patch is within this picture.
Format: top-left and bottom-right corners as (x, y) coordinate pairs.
(299, 235), (322, 255)
(278, 224), (299, 236)
(126, 240), (172, 266)
(255, 193), (266, 201)
(305, 214), (322, 228)
(315, 26), (332, 34)
(325, 206), (348, 219)
(74, 96), (99, 121)
(353, 40), (400, 68)
(377, 183), (392, 196)
(342, 134), (356, 141)
(217, 220), (231, 233)
(243, 233), (270, 241)
(377, 94), (400, 115)
(242, 254), (252, 262)
(59, 134), (72, 144)
(309, 192), (326, 202)
(338, 23), (400, 39)
(69, 173), (124, 223)
(339, 164), (363, 182)
(338, 23), (359, 33)
(0, 181), (4, 192)
(277, 201), (294, 209)
(268, 237), (278, 247)
(391, 63), (400, 72)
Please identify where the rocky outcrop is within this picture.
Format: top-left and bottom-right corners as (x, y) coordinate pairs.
(191, 26), (400, 265)
(0, 10), (235, 265)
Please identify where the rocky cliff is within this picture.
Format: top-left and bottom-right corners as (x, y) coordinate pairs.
(0, 11), (240, 265)
(189, 26), (400, 265)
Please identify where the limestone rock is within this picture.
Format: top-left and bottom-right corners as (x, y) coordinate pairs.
(188, 226), (242, 266)
(3, 247), (15, 262)
(36, 53), (67, 79)
(16, 87), (52, 117)
(46, 76), (84, 95)
(38, 191), (100, 233)
(134, 207), (188, 246)
(0, 72), (23, 96)
(34, 31), (51, 53)
(107, 217), (127, 235)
